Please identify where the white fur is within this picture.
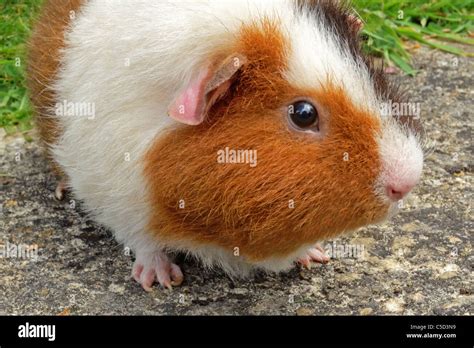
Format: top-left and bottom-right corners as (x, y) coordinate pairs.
(376, 116), (424, 203)
(166, 239), (313, 278)
(51, 0), (422, 276)
(283, 8), (380, 115)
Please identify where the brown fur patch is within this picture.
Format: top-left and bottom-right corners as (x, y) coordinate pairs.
(26, 0), (83, 175)
(144, 19), (388, 263)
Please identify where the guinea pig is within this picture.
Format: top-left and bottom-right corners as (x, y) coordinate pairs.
(27, 0), (424, 291)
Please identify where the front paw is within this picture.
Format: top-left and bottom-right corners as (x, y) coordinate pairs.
(132, 250), (183, 291)
(298, 244), (330, 269)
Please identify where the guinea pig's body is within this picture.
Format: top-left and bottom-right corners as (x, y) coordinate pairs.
(28, 0), (424, 290)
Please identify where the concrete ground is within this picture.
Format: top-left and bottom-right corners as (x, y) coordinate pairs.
(0, 47), (472, 315)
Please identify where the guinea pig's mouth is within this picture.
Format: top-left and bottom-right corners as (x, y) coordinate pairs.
(372, 192), (402, 222)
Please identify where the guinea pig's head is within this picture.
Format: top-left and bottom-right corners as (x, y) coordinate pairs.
(146, 1), (424, 262)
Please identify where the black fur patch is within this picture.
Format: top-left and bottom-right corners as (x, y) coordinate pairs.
(295, 0), (422, 133)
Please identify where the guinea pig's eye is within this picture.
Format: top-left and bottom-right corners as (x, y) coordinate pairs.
(288, 101), (319, 130)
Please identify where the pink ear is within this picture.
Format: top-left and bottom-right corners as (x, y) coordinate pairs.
(168, 69), (211, 126)
(168, 54), (247, 126)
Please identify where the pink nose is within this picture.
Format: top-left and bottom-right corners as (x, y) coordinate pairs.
(386, 183), (416, 201)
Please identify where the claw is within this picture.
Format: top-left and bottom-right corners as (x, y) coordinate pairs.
(54, 180), (67, 201)
(299, 257), (312, 270)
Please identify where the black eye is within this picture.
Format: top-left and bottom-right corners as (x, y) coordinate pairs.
(288, 101), (319, 130)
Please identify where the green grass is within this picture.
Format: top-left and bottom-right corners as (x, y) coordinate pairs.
(0, 0), (472, 134)
(354, 0), (474, 75)
(0, 0), (42, 136)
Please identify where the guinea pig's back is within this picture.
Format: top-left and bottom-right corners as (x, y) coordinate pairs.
(27, 1), (176, 246)
(27, 0), (83, 173)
